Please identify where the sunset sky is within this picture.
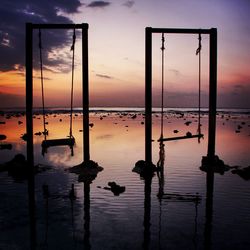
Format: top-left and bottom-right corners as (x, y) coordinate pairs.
(0, 0), (250, 108)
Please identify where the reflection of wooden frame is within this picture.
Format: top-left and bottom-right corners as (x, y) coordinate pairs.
(26, 23), (90, 166)
(145, 27), (217, 164)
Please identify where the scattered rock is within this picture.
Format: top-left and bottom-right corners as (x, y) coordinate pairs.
(0, 154), (51, 181)
(0, 134), (7, 140)
(232, 166), (250, 180)
(185, 121), (192, 126)
(0, 144), (12, 150)
(237, 125), (242, 130)
(200, 155), (231, 175)
(133, 160), (157, 178)
(104, 182), (126, 196)
(20, 133), (27, 141)
(173, 130), (179, 134)
(69, 160), (103, 183)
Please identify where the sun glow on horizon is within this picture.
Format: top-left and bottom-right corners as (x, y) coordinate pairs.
(1, 0), (250, 108)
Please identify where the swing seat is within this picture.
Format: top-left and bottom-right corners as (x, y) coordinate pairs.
(158, 133), (203, 142)
(42, 137), (75, 149)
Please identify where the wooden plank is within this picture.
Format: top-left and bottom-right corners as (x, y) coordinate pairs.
(149, 27), (212, 34)
(31, 23), (88, 29)
(42, 138), (75, 148)
(158, 134), (203, 142)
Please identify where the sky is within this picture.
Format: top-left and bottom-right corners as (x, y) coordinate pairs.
(0, 0), (250, 108)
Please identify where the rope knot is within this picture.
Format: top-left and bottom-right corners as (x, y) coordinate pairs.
(161, 33), (165, 51)
(71, 29), (76, 51)
(196, 33), (202, 55)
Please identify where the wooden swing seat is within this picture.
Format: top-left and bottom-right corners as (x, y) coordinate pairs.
(158, 133), (203, 142)
(42, 137), (75, 149)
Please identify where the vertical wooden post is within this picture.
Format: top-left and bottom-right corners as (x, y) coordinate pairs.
(145, 27), (152, 165)
(26, 23), (36, 249)
(82, 24), (90, 162)
(26, 23), (34, 167)
(208, 28), (217, 159)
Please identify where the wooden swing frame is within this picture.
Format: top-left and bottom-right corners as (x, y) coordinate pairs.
(26, 23), (90, 166)
(145, 27), (217, 164)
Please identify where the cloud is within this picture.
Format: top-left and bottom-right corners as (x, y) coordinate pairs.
(96, 73), (113, 79)
(0, 0), (82, 73)
(87, 1), (111, 8)
(123, 1), (135, 8)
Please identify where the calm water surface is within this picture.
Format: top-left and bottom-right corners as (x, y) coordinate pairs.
(0, 111), (250, 249)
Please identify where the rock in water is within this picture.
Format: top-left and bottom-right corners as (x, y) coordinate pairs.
(0, 134), (7, 140)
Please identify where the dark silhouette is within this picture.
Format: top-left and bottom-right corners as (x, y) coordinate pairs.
(145, 27), (217, 165)
(83, 182), (91, 250)
(26, 23), (90, 169)
(204, 170), (214, 250)
(0, 154), (50, 181)
(232, 166), (250, 180)
(143, 174), (152, 250)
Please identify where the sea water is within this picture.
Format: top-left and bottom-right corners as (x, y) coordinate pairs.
(0, 109), (249, 249)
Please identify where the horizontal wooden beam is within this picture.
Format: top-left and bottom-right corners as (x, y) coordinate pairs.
(28, 23), (88, 29)
(158, 134), (203, 142)
(147, 27), (213, 34)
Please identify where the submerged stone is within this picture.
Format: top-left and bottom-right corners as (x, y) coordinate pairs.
(200, 155), (231, 175)
(0, 144), (12, 150)
(69, 160), (103, 183)
(0, 154), (51, 181)
(0, 134), (7, 140)
(106, 181), (126, 196)
(232, 166), (250, 181)
(133, 160), (157, 178)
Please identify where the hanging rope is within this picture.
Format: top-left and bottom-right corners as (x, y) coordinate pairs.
(196, 33), (202, 140)
(160, 33), (165, 140)
(69, 28), (76, 139)
(38, 29), (48, 140)
(157, 33), (166, 173)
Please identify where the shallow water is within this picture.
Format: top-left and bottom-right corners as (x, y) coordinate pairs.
(0, 111), (250, 249)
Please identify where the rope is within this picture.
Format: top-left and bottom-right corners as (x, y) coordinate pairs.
(38, 29), (47, 140)
(196, 33), (202, 139)
(160, 33), (165, 139)
(69, 28), (76, 138)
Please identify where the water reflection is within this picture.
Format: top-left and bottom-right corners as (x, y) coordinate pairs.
(204, 170), (214, 250)
(1, 112), (250, 249)
(27, 165), (36, 250)
(143, 175), (152, 250)
(83, 182), (91, 249)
